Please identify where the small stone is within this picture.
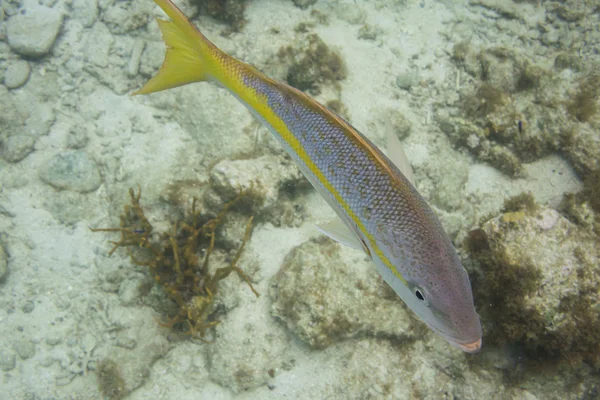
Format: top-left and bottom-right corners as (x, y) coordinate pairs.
(71, 0), (98, 27)
(45, 333), (63, 346)
(335, 3), (366, 25)
(2, 134), (35, 163)
(84, 22), (113, 68)
(292, 0), (317, 9)
(4, 60), (31, 89)
(466, 133), (480, 149)
(0, 347), (16, 371)
(115, 336), (137, 350)
(118, 277), (144, 306)
(14, 340), (35, 360)
(79, 333), (97, 354)
(7, 6), (63, 58)
(21, 301), (35, 313)
(357, 24), (379, 41)
(0, 245), (7, 281)
(26, 103), (55, 138)
(65, 126), (89, 149)
(395, 71), (418, 91)
(126, 39), (145, 77)
(384, 109), (412, 140)
(39, 150), (101, 193)
(55, 297), (72, 310)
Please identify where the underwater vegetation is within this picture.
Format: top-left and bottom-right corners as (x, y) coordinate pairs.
(97, 359), (127, 400)
(92, 187), (258, 340)
(194, 0), (247, 32)
(466, 194), (600, 366)
(560, 169), (600, 236)
(444, 41), (600, 177)
(277, 33), (347, 94)
(566, 72), (599, 123)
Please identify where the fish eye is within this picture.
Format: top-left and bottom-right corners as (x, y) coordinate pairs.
(414, 287), (430, 306)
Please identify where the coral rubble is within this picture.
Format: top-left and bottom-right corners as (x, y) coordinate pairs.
(467, 198), (600, 365)
(270, 237), (418, 349)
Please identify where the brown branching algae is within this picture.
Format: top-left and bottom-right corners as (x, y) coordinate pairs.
(92, 187), (259, 340)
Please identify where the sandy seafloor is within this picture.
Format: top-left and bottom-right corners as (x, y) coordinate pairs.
(1, 0), (599, 399)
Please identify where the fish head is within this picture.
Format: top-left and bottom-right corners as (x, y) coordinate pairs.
(373, 234), (482, 353)
(405, 255), (482, 353)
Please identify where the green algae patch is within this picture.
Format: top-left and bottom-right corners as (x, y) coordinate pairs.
(92, 187), (258, 340)
(566, 73), (599, 123)
(195, 0), (248, 32)
(502, 192), (539, 214)
(560, 169), (600, 236)
(278, 33), (347, 95)
(97, 359), (127, 400)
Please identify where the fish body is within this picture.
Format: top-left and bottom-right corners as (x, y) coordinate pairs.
(136, 0), (482, 352)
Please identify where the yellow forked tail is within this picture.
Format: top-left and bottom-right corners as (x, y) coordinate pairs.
(134, 0), (217, 95)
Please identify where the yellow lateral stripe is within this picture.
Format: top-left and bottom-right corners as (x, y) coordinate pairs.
(218, 67), (406, 285)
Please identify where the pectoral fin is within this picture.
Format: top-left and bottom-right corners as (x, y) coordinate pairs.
(316, 217), (370, 255)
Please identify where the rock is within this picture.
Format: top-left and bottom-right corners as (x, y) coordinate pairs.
(115, 335), (137, 350)
(45, 332), (63, 346)
(563, 123), (600, 175)
(381, 108), (412, 140)
(71, 0), (98, 28)
(336, 339), (448, 399)
(270, 238), (416, 348)
(0, 86), (24, 137)
(126, 39), (145, 77)
(39, 151), (102, 193)
(101, 310), (170, 396)
(292, 0), (317, 9)
(468, 204), (600, 364)
(208, 154), (305, 215)
(395, 70), (418, 91)
(334, 3), (367, 25)
(26, 103), (56, 138)
(101, 0), (152, 34)
(3, 60), (31, 89)
(478, 47), (536, 94)
(6, 6), (63, 58)
(470, 0), (521, 20)
(14, 340), (35, 360)
(0, 347), (16, 371)
(2, 134), (35, 163)
(84, 22), (114, 69)
(118, 277), (146, 306)
(65, 125), (89, 149)
(0, 246), (7, 281)
(357, 24), (380, 41)
(207, 303), (289, 393)
(21, 301), (35, 313)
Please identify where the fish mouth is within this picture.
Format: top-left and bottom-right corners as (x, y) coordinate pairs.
(452, 337), (482, 353)
(422, 320), (482, 353)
